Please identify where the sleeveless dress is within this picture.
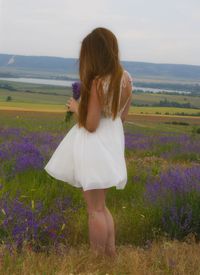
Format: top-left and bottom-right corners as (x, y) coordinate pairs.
(44, 70), (133, 191)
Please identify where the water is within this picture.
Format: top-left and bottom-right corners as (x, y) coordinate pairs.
(0, 77), (74, 87)
(135, 86), (191, 94)
(0, 77), (191, 94)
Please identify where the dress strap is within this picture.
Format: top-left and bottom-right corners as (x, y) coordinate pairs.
(118, 70), (133, 115)
(118, 94), (132, 115)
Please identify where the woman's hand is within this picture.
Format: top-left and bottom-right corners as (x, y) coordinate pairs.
(65, 97), (79, 114)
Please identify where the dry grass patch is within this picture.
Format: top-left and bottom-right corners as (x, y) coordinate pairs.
(1, 237), (200, 274)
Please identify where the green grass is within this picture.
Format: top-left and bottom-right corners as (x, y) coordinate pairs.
(0, 147), (163, 247)
(0, 109), (199, 274)
(0, 89), (69, 105)
(0, 110), (174, 246)
(0, 79), (71, 94)
(133, 92), (200, 108)
(0, 81), (200, 273)
(1, 80), (200, 114)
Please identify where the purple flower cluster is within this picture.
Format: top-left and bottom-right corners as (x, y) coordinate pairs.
(125, 132), (152, 151)
(0, 127), (24, 140)
(124, 131), (200, 160)
(144, 165), (200, 205)
(0, 192), (77, 253)
(72, 81), (81, 100)
(161, 204), (193, 239)
(65, 81), (81, 123)
(144, 165), (200, 239)
(0, 127), (65, 179)
(0, 140), (44, 179)
(20, 131), (64, 161)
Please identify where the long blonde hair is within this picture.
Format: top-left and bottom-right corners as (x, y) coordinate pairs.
(78, 27), (123, 128)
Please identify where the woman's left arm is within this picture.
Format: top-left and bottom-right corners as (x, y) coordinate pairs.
(85, 79), (102, 133)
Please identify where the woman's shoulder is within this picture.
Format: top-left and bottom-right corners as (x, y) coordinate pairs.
(121, 69), (133, 89)
(122, 69), (133, 82)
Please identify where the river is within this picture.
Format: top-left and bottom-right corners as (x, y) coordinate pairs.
(0, 77), (190, 94)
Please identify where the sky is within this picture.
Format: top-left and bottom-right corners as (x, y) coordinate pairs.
(0, 0), (200, 65)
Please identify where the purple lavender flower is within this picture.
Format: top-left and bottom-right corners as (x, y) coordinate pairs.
(161, 204), (193, 239)
(0, 192), (79, 253)
(124, 131), (200, 161)
(0, 128), (66, 179)
(72, 81), (81, 100)
(0, 140), (44, 180)
(144, 165), (200, 205)
(143, 165), (200, 239)
(65, 81), (81, 123)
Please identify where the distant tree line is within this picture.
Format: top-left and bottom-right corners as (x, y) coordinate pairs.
(154, 98), (196, 108)
(134, 89), (191, 96)
(164, 121), (189, 126)
(166, 112), (200, 116)
(0, 83), (17, 91)
(140, 111), (200, 116)
(132, 98), (199, 109)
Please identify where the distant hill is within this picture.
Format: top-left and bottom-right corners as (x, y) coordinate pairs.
(0, 53), (200, 82)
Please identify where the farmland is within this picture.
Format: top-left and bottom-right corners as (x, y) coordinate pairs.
(0, 80), (200, 273)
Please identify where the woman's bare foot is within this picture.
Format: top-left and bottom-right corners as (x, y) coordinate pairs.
(105, 245), (117, 259)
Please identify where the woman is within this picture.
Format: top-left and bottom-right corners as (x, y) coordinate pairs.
(44, 27), (133, 258)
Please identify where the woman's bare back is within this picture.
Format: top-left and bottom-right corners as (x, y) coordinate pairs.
(100, 70), (133, 119)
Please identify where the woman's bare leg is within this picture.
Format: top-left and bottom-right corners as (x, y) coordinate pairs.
(103, 189), (116, 257)
(82, 189), (108, 256)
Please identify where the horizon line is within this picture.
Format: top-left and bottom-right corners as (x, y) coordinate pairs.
(0, 52), (200, 67)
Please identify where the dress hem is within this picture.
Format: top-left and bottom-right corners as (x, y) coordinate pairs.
(44, 167), (127, 191)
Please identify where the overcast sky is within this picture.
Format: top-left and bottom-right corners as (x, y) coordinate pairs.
(0, 0), (200, 65)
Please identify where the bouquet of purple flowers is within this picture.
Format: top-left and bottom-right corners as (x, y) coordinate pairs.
(65, 81), (81, 123)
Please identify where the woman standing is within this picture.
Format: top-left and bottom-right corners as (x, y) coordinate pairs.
(44, 27), (133, 258)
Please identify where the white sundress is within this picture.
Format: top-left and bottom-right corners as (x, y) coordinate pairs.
(44, 70), (133, 191)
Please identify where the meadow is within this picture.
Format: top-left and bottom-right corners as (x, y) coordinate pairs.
(0, 78), (200, 275)
(1, 79), (200, 115)
(0, 80), (200, 274)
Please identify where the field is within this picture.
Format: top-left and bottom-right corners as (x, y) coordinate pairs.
(0, 80), (200, 274)
(132, 92), (200, 108)
(1, 79), (200, 114)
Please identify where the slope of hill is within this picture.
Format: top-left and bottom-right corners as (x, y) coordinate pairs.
(0, 53), (200, 82)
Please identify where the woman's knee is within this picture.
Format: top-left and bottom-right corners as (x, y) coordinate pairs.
(86, 201), (106, 214)
(81, 189), (108, 220)
(87, 203), (106, 212)
(87, 205), (106, 218)
(82, 189), (106, 210)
